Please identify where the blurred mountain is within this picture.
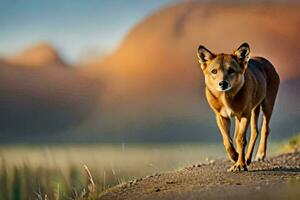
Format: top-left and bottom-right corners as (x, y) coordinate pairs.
(4, 42), (66, 67)
(0, 1), (299, 143)
(82, 1), (300, 141)
(0, 51), (101, 143)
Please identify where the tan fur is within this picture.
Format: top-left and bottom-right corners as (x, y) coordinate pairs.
(197, 43), (280, 171)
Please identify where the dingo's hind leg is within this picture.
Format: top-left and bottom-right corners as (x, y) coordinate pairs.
(255, 80), (279, 161)
(246, 106), (260, 165)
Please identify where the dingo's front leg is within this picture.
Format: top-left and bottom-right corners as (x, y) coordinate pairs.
(216, 115), (238, 162)
(228, 116), (249, 172)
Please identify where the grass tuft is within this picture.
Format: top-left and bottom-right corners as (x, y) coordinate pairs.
(281, 133), (300, 153)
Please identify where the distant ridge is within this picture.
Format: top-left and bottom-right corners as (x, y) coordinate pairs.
(4, 42), (66, 67)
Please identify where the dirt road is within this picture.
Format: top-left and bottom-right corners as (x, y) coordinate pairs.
(100, 151), (300, 200)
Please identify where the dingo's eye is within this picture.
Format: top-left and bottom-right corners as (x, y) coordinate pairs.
(228, 68), (235, 74)
(211, 69), (217, 74)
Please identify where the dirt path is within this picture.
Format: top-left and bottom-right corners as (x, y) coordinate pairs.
(99, 151), (300, 200)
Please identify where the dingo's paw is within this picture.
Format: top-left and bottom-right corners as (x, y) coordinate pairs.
(228, 162), (248, 172)
(246, 157), (252, 165)
(255, 153), (265, 161)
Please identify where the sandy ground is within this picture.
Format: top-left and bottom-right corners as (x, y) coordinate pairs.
(99, 150), (300, 200)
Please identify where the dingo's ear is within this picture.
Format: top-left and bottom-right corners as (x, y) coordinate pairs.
(233, 42), (250, 67)
(197, 45), (215, 70)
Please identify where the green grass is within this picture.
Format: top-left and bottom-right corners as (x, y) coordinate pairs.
(281, 133), (300, 153)
(0, 142), (283, 200)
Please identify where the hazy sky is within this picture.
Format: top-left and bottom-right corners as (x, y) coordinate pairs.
(0, 0), (178, 63)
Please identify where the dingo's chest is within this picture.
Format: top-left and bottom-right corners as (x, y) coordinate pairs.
(220, 105), (235, 118)
(219, 94), (236, 118)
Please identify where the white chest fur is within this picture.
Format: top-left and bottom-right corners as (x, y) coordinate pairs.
(220, 93), (235, 118)
(220, 105), (234, 118)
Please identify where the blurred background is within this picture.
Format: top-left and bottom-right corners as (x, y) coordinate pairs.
(0, 0), (299, 199)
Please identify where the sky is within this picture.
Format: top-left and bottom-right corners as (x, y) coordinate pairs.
(0, 0), (178, 63)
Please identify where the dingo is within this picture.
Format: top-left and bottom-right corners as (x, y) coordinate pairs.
(197, 43), (280, 171)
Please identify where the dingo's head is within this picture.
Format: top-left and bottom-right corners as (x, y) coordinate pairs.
(197, 43), (250, 93)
